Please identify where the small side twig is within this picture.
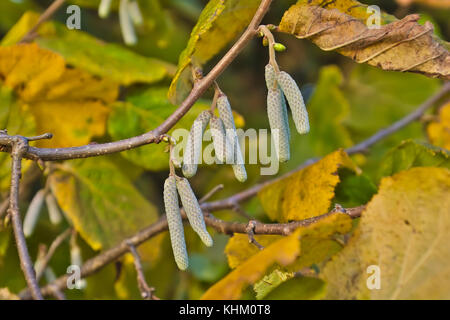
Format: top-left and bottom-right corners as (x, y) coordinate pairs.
(36, 228), (72, 282)
(245, 220), (265, 250)
(199, 184), (224, 203)
(19, 0), (66, 43)
(126, 241), (159, 300)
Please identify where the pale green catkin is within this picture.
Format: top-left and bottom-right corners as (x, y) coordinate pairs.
(98, 0), (113, 18)
(119, 0), (137, 46)
(45, 193), (62, 225)
(127, 0), (143, 26)
(265, 64), (290, 140)
(276, 71), (310, 134)
(217, 95), (247, 182)
(176, 178), (213, 247)
(267, 88), (290, 162)
(164, 176), (189, 270)
(23, 189), (45, 237)
(209, 116), (233, 164)
(182, 110), (211, 178)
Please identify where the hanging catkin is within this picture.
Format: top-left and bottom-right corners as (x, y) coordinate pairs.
(119, 0), (137, 46)
(216, 94), (247, 182)
(98, 0), (113, 18)
(210, 116), (233, 164)
(23, 189), (46, 237)
(267, 88), (290, 162)
(265, 64), (290, 162)
(276, 71), (309, 134)
(176, 178), (213, 247)
(182, 110), (211, 178)
(164, 176), (189, 270)
(45, 193), (62, 225)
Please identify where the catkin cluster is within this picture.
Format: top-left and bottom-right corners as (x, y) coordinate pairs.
(99, 0), (143, 46)
(265, 63), (309, 163)
(163, 175), (212, 270)
(182, 95), (247, 182)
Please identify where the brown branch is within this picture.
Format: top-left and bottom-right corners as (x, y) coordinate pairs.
(7, 136), (43, 300)
(19, 0), (66, 44)
(126, 241), (159, 300)
(6, 0), (274, 162)
(20, 205), (364, 299)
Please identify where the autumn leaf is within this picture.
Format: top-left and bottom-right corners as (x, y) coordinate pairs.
(203, 213), (352, 300)
(321, 167), (450, 299)
(201, 227), (302, 300)
(0, 43), (118, 147)
(168, 0), (260, 104)
(278, 0), (449, 80)
(49, 157), (159, 250)
(258, 149), (360, 222)
(427, 103), (450, 150)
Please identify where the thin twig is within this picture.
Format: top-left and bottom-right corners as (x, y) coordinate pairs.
(36, 228), (72, 282)
(199, 184), (224, 203)
(8, 137), (43, 300)
(126, 241), (158, 300)
(246, 220), (265, 250)
(19, 0), (66, 43)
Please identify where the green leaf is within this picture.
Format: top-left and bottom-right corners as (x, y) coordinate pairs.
(334, 168), (377, 208)
(49, 157), (159, 250)
(107, 87), (210, 171)
(168, 0), (260, 104)
(264, 276), (326, 300)
(378, 140), (450, 180)
(342, 65), (441, 178)
(3, 11), (170, 86)
(253, 269), (293, 300)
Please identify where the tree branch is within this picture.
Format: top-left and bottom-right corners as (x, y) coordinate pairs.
(6, 0), (274, 162)
(7, 136), (43, 300)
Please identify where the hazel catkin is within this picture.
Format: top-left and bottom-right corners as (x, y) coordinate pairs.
(276, 71), (309, 134)
(23, 189), (45, 237)
(182, 110), (211, 178)
(164, 176), (189, 270)
(176, 178), (213, 247)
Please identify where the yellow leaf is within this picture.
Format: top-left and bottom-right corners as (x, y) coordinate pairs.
(0, 43), (118, 147)
(258, 149), (360, 222)
(427, 103), (450, 150)
(201, 228), (302, 300)
(205, 213), (352, 300)
(321, 167), (450, 299)
(279, 0), (450, 80)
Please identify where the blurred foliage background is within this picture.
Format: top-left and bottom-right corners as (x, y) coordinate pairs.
(0, 0), (448, 300)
